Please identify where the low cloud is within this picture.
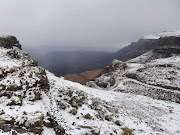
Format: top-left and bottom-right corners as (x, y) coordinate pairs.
(0, 0), (180, 49)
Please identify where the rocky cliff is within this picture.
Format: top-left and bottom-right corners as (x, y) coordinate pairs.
(117, 30), (180, 61)
(119, 39), (158, 61)
(154, 36), (180, 55)
(0, 36), (66, 135)
(0, 36), (22, 49)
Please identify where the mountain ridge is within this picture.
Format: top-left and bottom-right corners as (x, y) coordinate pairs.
(0, 34), (180, 135)
(65, 31), (180, 84)
(87, 35), (180, 103)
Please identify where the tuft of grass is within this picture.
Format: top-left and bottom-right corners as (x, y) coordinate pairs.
(8, 68), (15, 73)
(68, 90), (74, 97)
(69, 109), (77, 115)
(19, 96), (23, 106)
(122, 127), (133, 135)
(39, 115), (44, 123)
(59, 102), (67, 110)
(31, 92), (41, 102)
(105, 115), (112, 121)
(0, 118), (6, 127)
(6, 85), (18, 91)
(84, 113), (92, 119)
(115, 120), (121, 126)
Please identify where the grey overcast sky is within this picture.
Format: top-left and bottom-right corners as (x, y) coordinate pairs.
(0, 0), (180, 49)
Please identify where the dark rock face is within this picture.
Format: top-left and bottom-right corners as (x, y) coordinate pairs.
(119, 39), (158, 61)
(118, 36), (180, 61)
(0, 36), (22, 49)
(157, 36), (180, 47)
(154, 36), (180, 55)
(135, 39), (158, 51)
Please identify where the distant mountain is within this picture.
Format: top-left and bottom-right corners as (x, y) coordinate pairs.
(87, 35), (180, 91)
(63, 43), (138, 83)
(35, 51), (112, 76)
(26, 43), (138, 77)
(114, 30), (180, 61)
(118, 39), (158, 61)
(113, 42), (137, 59)
(25, 31), (180, 78)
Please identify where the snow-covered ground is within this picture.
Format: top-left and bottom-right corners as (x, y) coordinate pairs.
(0, 36), (180, 135)
(141, 30), (180, 39)
(0, 48), (22, 68)
(129, 52), (180, 90)
(46, 71), (180, 135)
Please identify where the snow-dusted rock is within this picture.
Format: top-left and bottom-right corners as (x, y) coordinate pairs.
(0, 36), (21, 49)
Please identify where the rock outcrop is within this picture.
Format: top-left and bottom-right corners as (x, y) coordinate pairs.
(154, 36), (180, 55)
(0, 36), (22, 49)
(119, 39), (158, 61)
(0, 36), (66, 135)
(117, 31), (180, 61)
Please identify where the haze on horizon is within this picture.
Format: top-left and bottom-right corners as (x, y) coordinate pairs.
(0, 0), (180, 51)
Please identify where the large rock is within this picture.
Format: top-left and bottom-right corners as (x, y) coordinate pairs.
(0, 36), (22, 49)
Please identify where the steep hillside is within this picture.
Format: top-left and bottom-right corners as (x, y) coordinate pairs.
(118, 39), (158, 61)
(87, 35), (180, 103)
(0, 35), (180, 135)
(113, 42), (137, 60)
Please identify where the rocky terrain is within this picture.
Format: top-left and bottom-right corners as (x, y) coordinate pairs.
(0, 32), (180, 135)
(117, 30), (180, 61)
(64, 31), (180, 84)
(0, 36), (22, 50)
(87, 32), (180, 103)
